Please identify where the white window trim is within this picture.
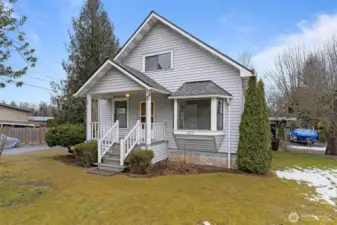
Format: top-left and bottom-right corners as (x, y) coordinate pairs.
(173, 130), (225, 136)
(139, 100), (155, 123)
(112, 97), (129, 129)
(142, 50), (174, 72)
(174, 97), (228, 132)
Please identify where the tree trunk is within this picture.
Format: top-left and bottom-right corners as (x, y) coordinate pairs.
(325, 136), (337, 155)
(67, 146), (73, 154)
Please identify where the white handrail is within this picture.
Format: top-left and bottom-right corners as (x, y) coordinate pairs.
(120, 120), (141, 166)
(98, 121), (119, 163)
(90, 122), (114, 140)
(140, 122), (166, 143)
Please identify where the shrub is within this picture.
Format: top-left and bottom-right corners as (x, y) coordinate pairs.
(73, 141), (97, 167)
(45, 124), (85, 153)
(237, 77), (272, 174)
(127, 150), (154, 174)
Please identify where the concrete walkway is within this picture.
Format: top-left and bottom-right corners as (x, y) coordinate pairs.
(2, 144), (53, 155)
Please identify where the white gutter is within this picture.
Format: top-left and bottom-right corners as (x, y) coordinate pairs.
(168, 95), (232, 100)
(227, 99), (231, 169)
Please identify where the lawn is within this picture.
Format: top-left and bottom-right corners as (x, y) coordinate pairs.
(0, 149), (336, 225)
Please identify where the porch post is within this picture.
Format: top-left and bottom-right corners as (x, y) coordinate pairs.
(86, 94), (92, 141)
(146, 90), (152, 145)
(227, 98), (232, 169)
(211, 97), (217, 131)
(173, 99), (178, 130)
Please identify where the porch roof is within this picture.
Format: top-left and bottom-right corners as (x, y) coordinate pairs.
(168, 80), (232, 99)
(113, 60), (170, 94)
(74, 58), (171, 97)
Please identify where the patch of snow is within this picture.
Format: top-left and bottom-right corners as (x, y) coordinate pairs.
(288, 145), (326, 151)
(276, 168), (337, 206)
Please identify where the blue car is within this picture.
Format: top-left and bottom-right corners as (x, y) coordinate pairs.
(290, 129), (318, 144)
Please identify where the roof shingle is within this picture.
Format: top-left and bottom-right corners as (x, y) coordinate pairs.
(171, 80), (232, 97)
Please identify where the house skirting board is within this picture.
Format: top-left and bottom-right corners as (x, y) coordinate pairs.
(168, 149), (237, 169)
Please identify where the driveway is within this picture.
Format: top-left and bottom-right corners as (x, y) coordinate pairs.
(2, 144), (52, 155)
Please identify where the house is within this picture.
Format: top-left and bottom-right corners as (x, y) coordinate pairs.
(28, 116), (54, 127)
(0, 103), (35, 127)
(74, 11), (254, 172)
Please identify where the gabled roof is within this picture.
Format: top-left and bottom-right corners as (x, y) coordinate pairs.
(0, 103), (31, 113)
(114, 11), (254, 77)
(169, 80), (232, 99)
(73, 58), (170, 97)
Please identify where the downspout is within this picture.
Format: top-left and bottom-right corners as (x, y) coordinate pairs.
(227, 99), (231, 169)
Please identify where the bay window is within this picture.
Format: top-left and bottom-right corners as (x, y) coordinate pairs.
(178, 99), (211, 130)
(175, 98), (226, 131)
(217, 98), (224, 130)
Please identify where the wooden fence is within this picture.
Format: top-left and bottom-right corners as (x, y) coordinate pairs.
(0, 127), (48, 144)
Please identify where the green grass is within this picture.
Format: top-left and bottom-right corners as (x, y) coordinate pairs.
(272, 150), (337, 170)
(0, 150), (336, 224)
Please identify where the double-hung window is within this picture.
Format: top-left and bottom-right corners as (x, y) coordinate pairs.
(140, 102), (154, 123)
(144, 51), (172, 72)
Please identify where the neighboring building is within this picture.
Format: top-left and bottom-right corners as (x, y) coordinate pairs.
(0, 103), (34, 127)
(74, 11), (254, 171)
(28, 116), (54, 127)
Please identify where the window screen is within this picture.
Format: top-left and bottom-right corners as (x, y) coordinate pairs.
(145, 52), (172, 71)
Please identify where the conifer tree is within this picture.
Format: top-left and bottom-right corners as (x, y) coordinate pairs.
(237, 77), (272, 174)
(51, 0), (119, 123)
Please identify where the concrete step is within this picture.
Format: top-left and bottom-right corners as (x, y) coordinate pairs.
(102, 156), (120, 164)
(105, 151), (120, 158)
(86, 167), (119, 176)
(95, 163), (125, 172)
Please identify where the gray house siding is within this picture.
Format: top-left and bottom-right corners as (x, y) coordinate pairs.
(89, 68), (143, 94)
(122, 22), (243, 153)
(98, 99), (112, 125)
(148, 141), (168, 164)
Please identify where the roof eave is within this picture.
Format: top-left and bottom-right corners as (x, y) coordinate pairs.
(73, 59), (170, 97)
(168, 95), (232, 100)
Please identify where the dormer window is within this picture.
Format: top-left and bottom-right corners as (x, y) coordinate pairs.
(144, 51), (173, 72)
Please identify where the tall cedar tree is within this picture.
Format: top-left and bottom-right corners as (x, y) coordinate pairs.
(51, 0), (119, 124)
(237, 77), (271, 174)
(257, 80), (272, 172)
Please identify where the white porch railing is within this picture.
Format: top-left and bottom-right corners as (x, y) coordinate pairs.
(140, 123), (166, 143)
(98, 121), (119, 163)
(120, 120), (141, 166)
(90, 122), (114, 140)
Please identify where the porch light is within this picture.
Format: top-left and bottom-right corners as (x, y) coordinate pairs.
(125, 93), (130, 97)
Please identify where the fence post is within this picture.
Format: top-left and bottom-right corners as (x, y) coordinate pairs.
(24, 128), (28, 144)
(39, 127), (43, 144)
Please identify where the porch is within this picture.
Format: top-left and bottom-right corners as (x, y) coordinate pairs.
(85, 89), (170, 171)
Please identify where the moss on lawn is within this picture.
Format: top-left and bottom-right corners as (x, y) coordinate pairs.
(0, 150), (335, 224)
